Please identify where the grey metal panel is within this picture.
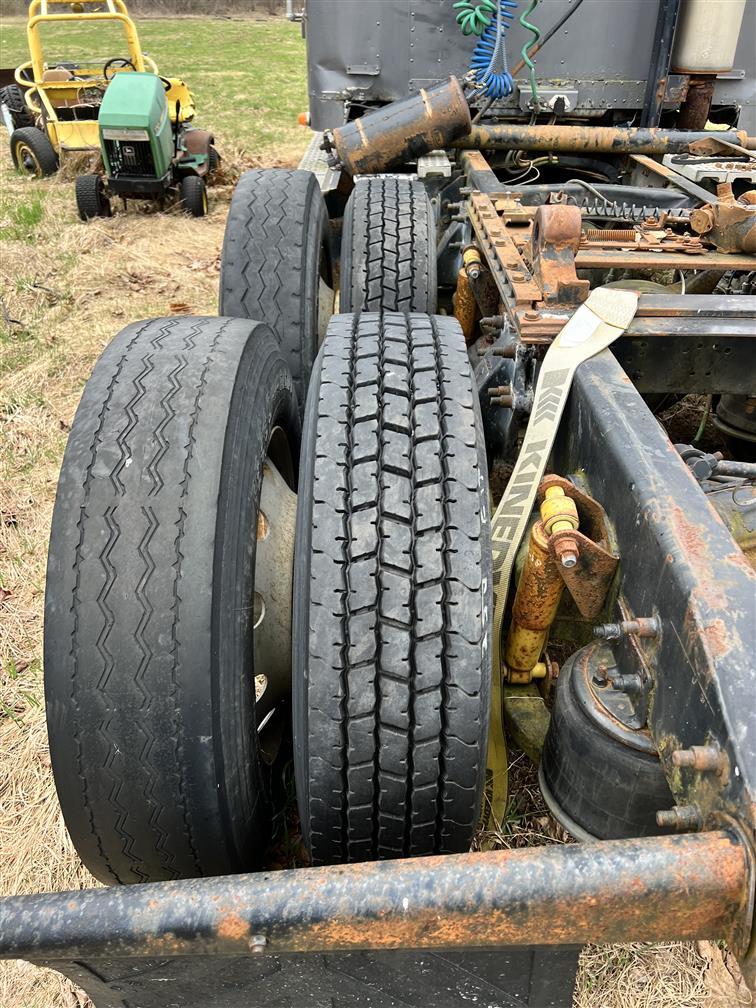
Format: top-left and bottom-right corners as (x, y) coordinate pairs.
(713, 0), (756, 132)
(304, 0), (756, 131)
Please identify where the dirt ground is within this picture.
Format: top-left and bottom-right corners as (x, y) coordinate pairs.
(0, 16), (751, 1008)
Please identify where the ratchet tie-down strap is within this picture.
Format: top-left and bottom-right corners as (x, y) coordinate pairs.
(483, 287), (640, 832)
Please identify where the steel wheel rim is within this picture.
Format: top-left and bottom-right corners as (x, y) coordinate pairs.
(16, 142), (41, 178)
(253, 425), (296, 764)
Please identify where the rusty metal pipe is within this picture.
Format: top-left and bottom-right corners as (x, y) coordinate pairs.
(329, 77), (471, 176)
(504, 520), (564, 683)
(0, 832), (750, 960)
(454, 124), (752, 154)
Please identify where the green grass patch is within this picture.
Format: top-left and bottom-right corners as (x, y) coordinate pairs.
(0, 191), (45, 242)
(0, 16), (309, 156)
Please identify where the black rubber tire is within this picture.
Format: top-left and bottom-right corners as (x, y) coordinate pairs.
(75, 174), (111, 221)
(340, 177), (437, 314)
(45, 315), (300, 885)
(10, 126), (58, 177)
(0, 84), (34, 129)
(293, 312), (492, 866)
(208, 145), (220, 173)
(219, 168), (332, 416)
(180, 174), (207, 217)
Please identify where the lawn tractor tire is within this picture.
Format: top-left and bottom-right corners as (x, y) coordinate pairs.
(340, 177), (437, 314)
(293, 311), (492, 866)
(76, 174), (112, 221)
(10, 126), (58, 178)
(45, 315), (300, 885)
(180, 174), (208, 217)
(219, 168), (332, 417)
(0, 84), (34, 129)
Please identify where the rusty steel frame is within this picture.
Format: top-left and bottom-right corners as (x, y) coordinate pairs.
(460, 150), (756, 348)
(0, 832), (751, 961)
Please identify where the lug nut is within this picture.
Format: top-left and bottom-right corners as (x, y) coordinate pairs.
(656, 805), (702, 832)
(672, 745), (726, 775)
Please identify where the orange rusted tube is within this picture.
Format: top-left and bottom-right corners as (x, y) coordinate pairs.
(504, 520), (562, 683)
(504, 486), (579, 683)
(0, 832), (749, 958)
(453, 267), (478, 344)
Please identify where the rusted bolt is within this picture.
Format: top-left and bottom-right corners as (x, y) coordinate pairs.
(553, 536), (579, 569)
(492, 345), (517, 358)
(488, 385), (512, 397)
(250, 934), (267, 953)
(523, 310), (540, 321)
(607, 672), (643, 696)
(592, 664), (609, 687)
(480, 315), (506, 328)
(672, 745), (726, 775)
(656, 805), (702, 832)
(594, 617), (660, 640)
(493, 395), (514, 409)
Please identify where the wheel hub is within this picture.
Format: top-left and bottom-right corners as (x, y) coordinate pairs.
(253, 446), (297, 758)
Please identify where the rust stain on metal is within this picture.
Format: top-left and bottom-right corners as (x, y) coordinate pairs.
(217, 912), (251, 942)
(703, 618), (733, 661)
(689, 183), (756, 254)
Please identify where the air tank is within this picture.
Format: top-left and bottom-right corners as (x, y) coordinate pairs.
(672, 0), (747, 74)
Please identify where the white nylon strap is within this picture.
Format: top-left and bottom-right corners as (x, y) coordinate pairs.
(485, 287), (639, 828)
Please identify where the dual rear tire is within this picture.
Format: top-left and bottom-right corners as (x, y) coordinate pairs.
(46, 172), (491, 883)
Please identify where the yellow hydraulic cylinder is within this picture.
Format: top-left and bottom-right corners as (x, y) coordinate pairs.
(503, 485), (579, 683)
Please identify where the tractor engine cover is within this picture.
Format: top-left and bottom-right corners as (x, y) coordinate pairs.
(539, 644), (674, 841)
(99, 72), (172, 180)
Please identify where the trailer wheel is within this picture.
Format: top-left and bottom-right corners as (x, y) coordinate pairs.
(293, 312), (491, 865)
(75, 174), (112, 221)
(10, 126), (58, 178)
(0, 84), (34, 130)
(45, 316), (300, 884)
(180, 174), (208, 217)
(219, 169), (333, 416)
(340, 177), (437, 314)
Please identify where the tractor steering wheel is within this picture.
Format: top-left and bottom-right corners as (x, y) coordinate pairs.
(103, 58), (137, 81)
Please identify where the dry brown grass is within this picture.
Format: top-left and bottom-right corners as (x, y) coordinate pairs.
(0, 146), (749, 1008)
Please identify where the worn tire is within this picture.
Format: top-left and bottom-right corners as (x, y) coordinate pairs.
(10, 126), (58, 177)
(293, 312), (491, 866)
(45, 316), (300, 884)
(180, 174), (207, 217)
(76, 174), (111, 221)
(219, 168), (332, 415)
(0, 84), (34, 129)
(340, 177), (437, 314)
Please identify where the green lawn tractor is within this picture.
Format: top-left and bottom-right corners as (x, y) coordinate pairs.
(75, 70), (218, 221)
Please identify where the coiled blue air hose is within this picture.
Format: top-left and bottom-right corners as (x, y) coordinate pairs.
(469, 0), (518, 100)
